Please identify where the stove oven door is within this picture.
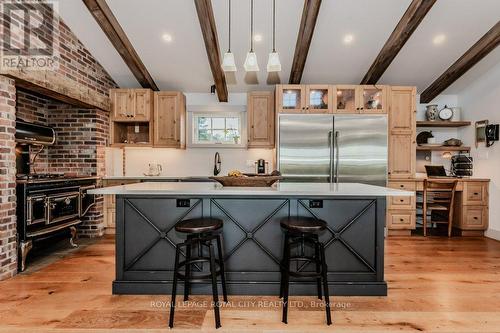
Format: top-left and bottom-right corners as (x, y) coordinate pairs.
(26, 194), (47, 226)
(79, 185), (96, 217)
(46, 192), (80, 224)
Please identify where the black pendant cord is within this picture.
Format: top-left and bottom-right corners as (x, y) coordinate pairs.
(228, 0), (231, 52)
(250, 0), (254, 52)
(272, 0), (276, 52)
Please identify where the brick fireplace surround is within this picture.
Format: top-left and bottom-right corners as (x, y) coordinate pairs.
(0, 4), (118, 280)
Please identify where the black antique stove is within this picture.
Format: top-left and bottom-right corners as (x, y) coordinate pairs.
(15, 121), (98, 271)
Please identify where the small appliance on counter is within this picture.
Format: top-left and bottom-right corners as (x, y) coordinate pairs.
(144, 163), (162, 176)
(255, 159), (269, 174)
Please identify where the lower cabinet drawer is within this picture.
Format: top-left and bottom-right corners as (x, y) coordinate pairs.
(388, 195), (415, 210)
(463, 182), (488, 205)
(459, 206), (488, 230)
(387, 210), (416, 229)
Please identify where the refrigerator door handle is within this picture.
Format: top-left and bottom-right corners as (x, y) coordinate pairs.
(329, 131), (334, 183)
(335, 131), (340, 183)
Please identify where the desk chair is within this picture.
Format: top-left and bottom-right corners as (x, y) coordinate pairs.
(421, 179), (458, 237)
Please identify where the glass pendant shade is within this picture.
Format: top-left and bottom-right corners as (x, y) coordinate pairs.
(222, 52), (237, 72)
(244, 51), (259, 72)
(266, 51), (281, 72)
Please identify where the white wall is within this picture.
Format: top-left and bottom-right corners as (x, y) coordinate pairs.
(105, 93), (275, 177)
(458, 61), (500, 240)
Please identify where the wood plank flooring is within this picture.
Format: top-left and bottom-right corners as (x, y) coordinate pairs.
(1, 235), (499, 332)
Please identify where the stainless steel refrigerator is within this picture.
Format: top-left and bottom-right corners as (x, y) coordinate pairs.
(277, 114), (388, 186)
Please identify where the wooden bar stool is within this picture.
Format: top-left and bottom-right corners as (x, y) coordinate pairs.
(168, 218), (227, 329)
(421, 179), (458, 237)
(279, 216), (332, 325)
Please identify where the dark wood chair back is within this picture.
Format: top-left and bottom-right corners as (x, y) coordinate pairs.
(423, 179), (458, 237)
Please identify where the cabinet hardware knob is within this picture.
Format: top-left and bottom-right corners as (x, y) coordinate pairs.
(400, 218), (404, 222)
(400, 199), (404, 202)
(474, 192), (479, 195)
(474, 217), (478, 220)
(400, 185), (404, 188)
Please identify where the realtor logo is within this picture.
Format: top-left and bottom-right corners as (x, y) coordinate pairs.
(1, 0), (60, 71)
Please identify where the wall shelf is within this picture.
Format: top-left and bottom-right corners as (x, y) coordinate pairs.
(416, 145), (470, 152)
(416, 121), (471, 128)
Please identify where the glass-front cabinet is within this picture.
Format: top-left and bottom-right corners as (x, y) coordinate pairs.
(334, 85), (357, 113)
(333, 85), (387, 114)
(277, 85), (305, 113)
(359, 85), (387, 114)
(305, 85), (332, 113)
(276, 85), (387, 114)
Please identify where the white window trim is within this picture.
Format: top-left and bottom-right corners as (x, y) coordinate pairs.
(187, 109), (247, 148)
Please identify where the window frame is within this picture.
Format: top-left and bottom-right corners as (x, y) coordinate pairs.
(187, 110), (247, 148)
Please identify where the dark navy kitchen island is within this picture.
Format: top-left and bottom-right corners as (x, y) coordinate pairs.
(91, 182), (413, 296)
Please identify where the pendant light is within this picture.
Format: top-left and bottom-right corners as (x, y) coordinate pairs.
(221, 0), (236, 71)
(267, 0), (281, 72)
(244, 0), (259, 71)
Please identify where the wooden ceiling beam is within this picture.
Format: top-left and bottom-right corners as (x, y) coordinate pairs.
(194, 0), (228, 102)
(82, 0), (158, 90)
(420, 21), (500, 103)
(360, 0), (436, 85)
(289, 0), (322, 84)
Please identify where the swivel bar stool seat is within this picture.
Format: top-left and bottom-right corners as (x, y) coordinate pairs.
(279, 216), (332, 325)
(168, 217), (227, 329)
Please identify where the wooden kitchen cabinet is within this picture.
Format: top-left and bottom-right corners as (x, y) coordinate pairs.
(359, 85), (388, 114)
(462, 181), (489, 206)
(110, 89), (153, 122)
(276, 85), (305, 113)
(333, 85), (357, 113)
(153, 91), (186, 148)
(388, 134), (415, 178)
(333, 85), (387, 114)
(389, 86), (416, 133)
(247, 91), (275, 148)
(305, 85), (333, 113)
(388, 86), (416, 179)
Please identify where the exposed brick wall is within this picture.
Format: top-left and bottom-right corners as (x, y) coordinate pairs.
(15, 93), (111, 237)
(0, 1), (119, 279)
(0, 76), (17, 281)
(0, 2), (117, 96)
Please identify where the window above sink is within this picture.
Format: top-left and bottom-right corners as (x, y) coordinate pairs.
(187, 106), (247, 148)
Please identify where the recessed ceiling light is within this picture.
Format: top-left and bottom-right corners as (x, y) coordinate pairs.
(433, 34), (446, 45)
(162, 33), (173, 43)
(253, 34), (262, 42)
(343, 34), (354, 44)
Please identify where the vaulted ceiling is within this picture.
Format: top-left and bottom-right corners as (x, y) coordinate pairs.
(58, 0), (500, 96)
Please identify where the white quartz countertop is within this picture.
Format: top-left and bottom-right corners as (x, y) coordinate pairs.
(90, 182), (413, 197)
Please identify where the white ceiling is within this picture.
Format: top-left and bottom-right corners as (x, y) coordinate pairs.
(57, 0), (500, 96)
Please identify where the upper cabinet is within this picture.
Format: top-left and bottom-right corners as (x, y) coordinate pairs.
(276, 85), (305, 113)
(306, 85), (333, 113)
(247, 91), (275, 148)
(388, 86), (416, 179)
(277, 85), (386, 114)
(277, 84), (333, 113)
(334, 85), (387, 114)
(110, 89), (153, 122)
(389, 86), (416, 133)
(334, 85), (357, 113)
(153, 91), (186, 149)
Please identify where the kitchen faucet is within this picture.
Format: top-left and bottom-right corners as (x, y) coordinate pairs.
(214, 152), (221, 176)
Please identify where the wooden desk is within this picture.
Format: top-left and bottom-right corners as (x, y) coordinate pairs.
(387, 176), (490, 236)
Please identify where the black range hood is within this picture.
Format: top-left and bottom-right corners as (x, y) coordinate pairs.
(15, 120), (55, 145)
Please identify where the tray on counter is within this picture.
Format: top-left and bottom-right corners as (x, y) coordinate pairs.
(209, 175), (282, 187)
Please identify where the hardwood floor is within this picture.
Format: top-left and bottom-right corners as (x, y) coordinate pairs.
(1, 235), (500, 332)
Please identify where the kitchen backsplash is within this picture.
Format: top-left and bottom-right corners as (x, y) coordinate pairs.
(105, 147), (275, 177)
